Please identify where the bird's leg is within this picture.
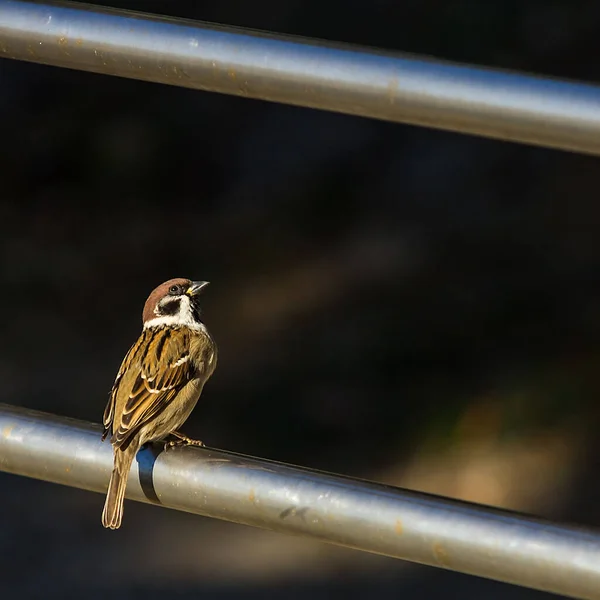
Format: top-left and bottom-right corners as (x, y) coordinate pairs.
(164, 431), (205, 451)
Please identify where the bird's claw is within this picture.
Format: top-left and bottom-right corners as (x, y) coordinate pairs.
(163, 433), (205, 452)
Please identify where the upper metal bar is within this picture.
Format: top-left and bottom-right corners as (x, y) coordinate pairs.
(0, 404), (599, 599)
(2, 1), (600, 155)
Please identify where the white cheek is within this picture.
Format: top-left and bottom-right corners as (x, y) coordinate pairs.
(145, 295), (207, 332)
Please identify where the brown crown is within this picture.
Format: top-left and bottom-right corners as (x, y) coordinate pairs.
(142, 278), (191, 323)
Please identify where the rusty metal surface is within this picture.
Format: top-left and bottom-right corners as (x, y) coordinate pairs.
(0, 403), (599, 599)
(2, 0), (600, 154)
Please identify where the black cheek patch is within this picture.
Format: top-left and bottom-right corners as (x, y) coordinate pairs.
(158, 298), (181, 316)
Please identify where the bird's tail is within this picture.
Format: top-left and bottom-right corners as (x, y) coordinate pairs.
(102, 447), (136, 530)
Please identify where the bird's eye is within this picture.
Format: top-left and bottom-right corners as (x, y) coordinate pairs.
(168, 285), (181, 295)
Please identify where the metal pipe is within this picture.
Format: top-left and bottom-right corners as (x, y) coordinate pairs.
(0, 404), (599, 598)
(2, 1), (600, 155)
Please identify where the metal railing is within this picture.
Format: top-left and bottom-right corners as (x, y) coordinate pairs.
(2, 0), (600, 155)
(2, 2), (600, 599)
(0, 404), (599, 599)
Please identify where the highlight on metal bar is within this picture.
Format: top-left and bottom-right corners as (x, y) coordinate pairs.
(2, 1), (600, 156)
(0, 404), (599, 599)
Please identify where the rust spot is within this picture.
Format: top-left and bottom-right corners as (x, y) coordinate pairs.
(279, 506), (309, 520)
(248, 488), (255, 503)
(433, 542), (451, 568)
(65, 466), (71, 473)
(2, 425), (13, 438)
(394, 519), (403, 535)
(75, 38), (83, 46)
(57, 37), (71, 55)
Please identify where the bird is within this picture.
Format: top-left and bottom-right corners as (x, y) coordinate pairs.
(101, 278), (217, 529)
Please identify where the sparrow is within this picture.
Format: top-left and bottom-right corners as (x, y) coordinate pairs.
(101, 278), (217, 529)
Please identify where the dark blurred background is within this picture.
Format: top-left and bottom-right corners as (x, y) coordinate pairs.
(2, 0), (600, 598)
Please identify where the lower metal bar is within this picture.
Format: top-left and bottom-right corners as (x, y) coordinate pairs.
(0, 403), (598, 598)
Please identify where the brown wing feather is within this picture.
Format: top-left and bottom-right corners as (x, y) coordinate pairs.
(106, 328), (197, 449)
(102, 333), (147, 440)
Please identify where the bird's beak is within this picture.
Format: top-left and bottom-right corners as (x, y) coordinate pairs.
(186, 281), (210, 296)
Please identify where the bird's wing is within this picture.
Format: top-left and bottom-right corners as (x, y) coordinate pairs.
(102, 333), (146, 440)
(106, 328), (197, 449)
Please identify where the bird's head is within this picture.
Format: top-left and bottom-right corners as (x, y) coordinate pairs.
(142, 278), (210, 329)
